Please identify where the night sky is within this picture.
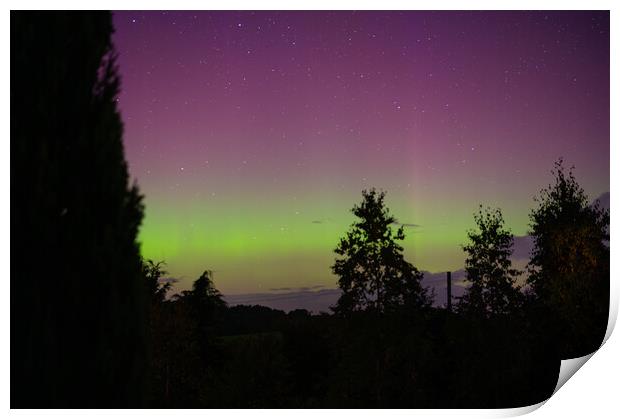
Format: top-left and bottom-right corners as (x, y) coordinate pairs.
(112, 11), (609, 296)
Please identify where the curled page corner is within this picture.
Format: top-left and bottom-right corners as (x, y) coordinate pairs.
(503, 400), (547, 417)
(553, 352), (596, 395)
(550, 288), (619, 398)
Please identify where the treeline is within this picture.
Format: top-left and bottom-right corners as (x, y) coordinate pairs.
(144, 281), (559, 408)
(141, 160), (607, 408)
(11, 11), (609, 408)
(139, 161), (609, 408)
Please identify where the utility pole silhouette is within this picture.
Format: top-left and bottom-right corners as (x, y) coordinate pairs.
(446, 271), (452, 312)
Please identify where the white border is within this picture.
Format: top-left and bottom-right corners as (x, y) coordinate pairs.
(2, 1), (618, 417)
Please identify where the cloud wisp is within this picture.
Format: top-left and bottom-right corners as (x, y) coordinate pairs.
(391, 219), (421, 228)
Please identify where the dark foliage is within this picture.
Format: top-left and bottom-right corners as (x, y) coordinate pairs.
(145, 296), (559, 408)
(527, 159), (609, 358)
(11, 11), (147, 407)
(457, 207), (523, 317)
(139, 188), (566, 408)
(143, 259), (172, 304)
(332, 189), (431, 315)
(10, 10), (605, 408)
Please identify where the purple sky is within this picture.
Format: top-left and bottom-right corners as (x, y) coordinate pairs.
(112, 11), (609, 297)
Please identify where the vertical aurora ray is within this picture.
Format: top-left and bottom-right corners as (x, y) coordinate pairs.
(113, 11), (609, 295)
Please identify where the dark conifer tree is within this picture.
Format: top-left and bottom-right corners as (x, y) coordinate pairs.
(176, 270), (227, 333)
(11, 11), (147, 407)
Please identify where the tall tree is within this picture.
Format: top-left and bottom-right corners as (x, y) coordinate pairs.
(527, 160), (609, 356)
(332, 189), (430, 315)
(11, 12), (147, 407)
(457, 207), (523, 317)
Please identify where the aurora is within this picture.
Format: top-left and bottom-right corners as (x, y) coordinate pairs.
(113, 11), (609, 297)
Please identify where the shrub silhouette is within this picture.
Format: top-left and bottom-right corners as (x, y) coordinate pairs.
(143, 259), (172, 304)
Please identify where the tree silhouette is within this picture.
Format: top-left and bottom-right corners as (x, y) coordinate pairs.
(143, 259), (172, 304)
(457, 207), (522, 317)
(192, 270), (226, 304)
(175, 270), (227, 342)
(11, 11), (147, 407)
(332, 189), (430, 315)
(175, 270), (226, 312)
(527, 159), (609, 357)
